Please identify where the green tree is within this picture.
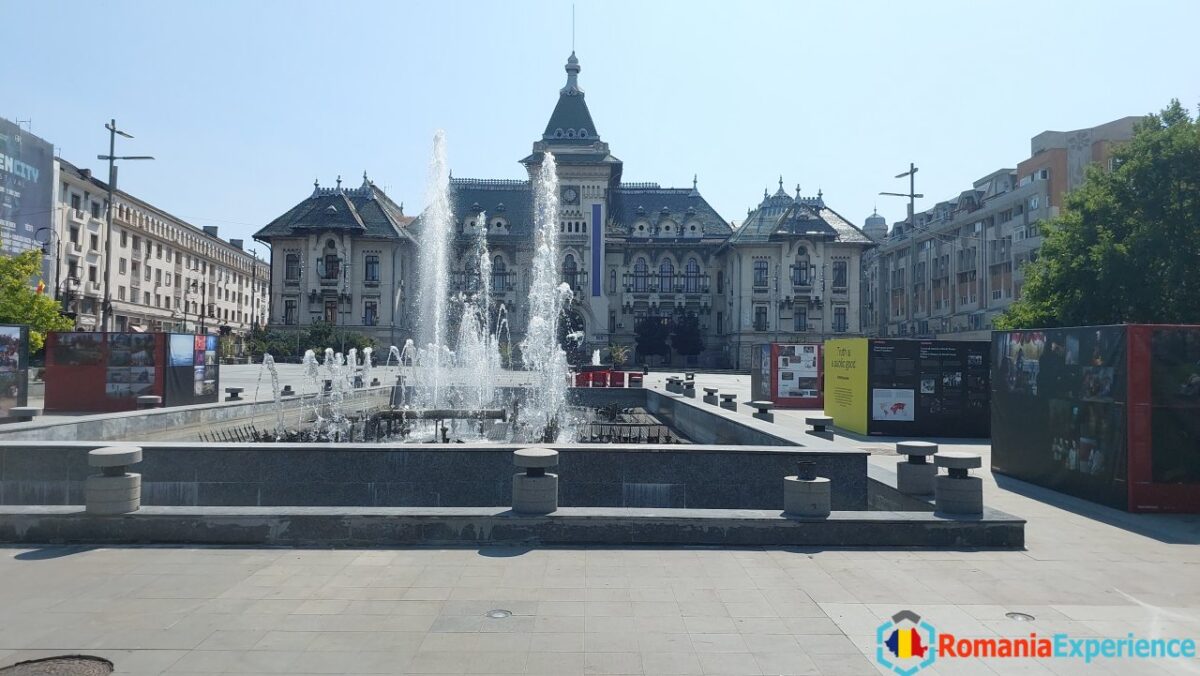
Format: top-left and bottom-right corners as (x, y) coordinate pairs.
(634, 315), (671, 363)
(670, 312), (704, 357)
(998, 100), (1200, 329)
(0, 251), (74, 351)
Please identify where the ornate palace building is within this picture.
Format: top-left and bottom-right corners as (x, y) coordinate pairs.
(259, 53), (873, 367)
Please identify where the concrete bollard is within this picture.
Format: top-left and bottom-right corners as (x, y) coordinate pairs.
(719, 394), (737, 411)
(86, 446), (143, 515)
(9, 406), (40, 423)
(702, 388), (719, 405)
(224, 387), (244, 402)
(935, 452), (983, 515)
(783, 460), (831, 518)
(136, 395), (162, 410)
(280, 385), (295, 397)
(896, 441), (938, 495)
(682, 381), (696, 399)
(370, 378), (381, 387)
(805, 416), (833, 433)
(513, 447), (559, 514)
(746, 400), (774, 423)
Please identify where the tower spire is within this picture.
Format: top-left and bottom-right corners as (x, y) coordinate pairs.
(562, 52), (582, 95)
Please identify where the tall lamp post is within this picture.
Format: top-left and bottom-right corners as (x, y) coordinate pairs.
(35, 226), (60, 302)
(98, 119), (154, 332)
(880, 163), (923, 333)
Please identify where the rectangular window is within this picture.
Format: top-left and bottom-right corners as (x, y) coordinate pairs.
(832, 261), (848, 289)
(834, 307), (847, 332)
(132, 235), (140, 252)
(91, 201), (101, 219)
(88, 266), (97, 282)
(119, 258), (126, 274)
(120, 231), (127, 247)
(284, 253), (300, 281)
(794, 307), (808, 332)
(155, 294), (161, 308)
(70, 194), (81, 212)
(716, 311), (723, 335)
(754, 305), (768, 331)
(716, 271), (724, 295)
(165, 297), (170, 309)
(118, 287), (125, 301)
(69, 227), (80, 244)
(165, 273), (171, 287)
(156, 243), (162, 258)
(144, 292), (150, 305)
(363, 300), (378, 326)
(753, 260), (768, 288)
(90, 234), (99, 251)
(608, 311), (616, 334)
(325, 300), (338, 324)
(365, 255), (380, 283)
(155, 270), (162, 284)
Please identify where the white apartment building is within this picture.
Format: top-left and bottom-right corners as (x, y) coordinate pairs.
(51, 158), (269, 336)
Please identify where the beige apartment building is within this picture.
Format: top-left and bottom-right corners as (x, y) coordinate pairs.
(51, 158), (269, 337)
(861, 116), (1139, 339)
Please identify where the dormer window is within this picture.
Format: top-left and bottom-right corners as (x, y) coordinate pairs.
(554, 128), (564, 138)
(578, 129), (588, 138)
(566, 129), (576, 138)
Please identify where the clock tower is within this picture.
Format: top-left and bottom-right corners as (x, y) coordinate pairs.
(522, 52), (622, 350)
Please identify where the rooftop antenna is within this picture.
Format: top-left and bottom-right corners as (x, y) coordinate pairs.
(16, 119), (31, 132)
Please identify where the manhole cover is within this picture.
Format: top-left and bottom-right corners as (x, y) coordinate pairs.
(1005, 612), (1036, 622)
(485, 609), (512, 619)
(0, 656), (113, 676)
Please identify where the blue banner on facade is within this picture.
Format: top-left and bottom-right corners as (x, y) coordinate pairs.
(591, 203), (601, 296)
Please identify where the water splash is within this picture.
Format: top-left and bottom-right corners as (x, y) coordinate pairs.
(519, 152), (573, 442)
(416, 130), (452, 406)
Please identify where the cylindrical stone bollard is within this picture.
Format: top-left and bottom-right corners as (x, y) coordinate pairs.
(896, 441), (938, 495)
(136, 395), (162, 410)
(934, 452), (983, 515)
(783, 460), (831, 518)
(86, 446), (143, 515)
(513, 447), (559, 514)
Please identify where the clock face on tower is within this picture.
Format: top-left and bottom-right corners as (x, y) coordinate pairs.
(562, 186), (579, 205)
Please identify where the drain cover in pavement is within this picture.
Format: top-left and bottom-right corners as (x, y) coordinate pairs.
(1005, 612), (1036, 622)
(0, 656), (114, 676)
(486, 609), (513, 619)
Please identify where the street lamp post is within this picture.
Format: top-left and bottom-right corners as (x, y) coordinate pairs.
(881, 163), (923, 332)
(98, 119), (154, 332)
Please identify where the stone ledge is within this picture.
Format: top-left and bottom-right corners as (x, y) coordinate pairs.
(0, 505), (1025, 548)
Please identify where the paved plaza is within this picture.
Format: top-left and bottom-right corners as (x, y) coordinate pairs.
(4, 371), (1199, 675)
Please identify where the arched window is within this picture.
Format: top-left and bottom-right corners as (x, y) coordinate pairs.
(321, 240), (339, 280)
(792, 249), (811, 287)
(633, 257), (648, 292)
(685, 258), (701, 293)
(492, 256), (508, 291)
(659, 260), (674, 292)
(562, 254), (579, 289)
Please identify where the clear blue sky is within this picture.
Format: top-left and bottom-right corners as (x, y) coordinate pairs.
(8, 0), (1198, 258)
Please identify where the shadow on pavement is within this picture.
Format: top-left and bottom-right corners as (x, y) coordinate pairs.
(994, 474), (1200, 545)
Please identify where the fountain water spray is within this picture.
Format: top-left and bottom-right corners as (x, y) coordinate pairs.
(416, 130), (453, 406)
(519, 152), (573, 442)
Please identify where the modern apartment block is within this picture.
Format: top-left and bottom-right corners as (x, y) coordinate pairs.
(861, 116), (1139, 339)
(51, 158), (270, 336)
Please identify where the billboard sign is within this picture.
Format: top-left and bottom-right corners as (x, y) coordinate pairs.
(0, 118), (55, 258)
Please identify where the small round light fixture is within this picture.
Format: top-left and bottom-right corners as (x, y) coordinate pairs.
(1005, 612), (1036, 622)
(485, 609), (512, 619)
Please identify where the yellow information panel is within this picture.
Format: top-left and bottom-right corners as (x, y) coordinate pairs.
(823, 338), (869, 434)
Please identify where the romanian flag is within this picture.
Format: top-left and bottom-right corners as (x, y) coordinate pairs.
(35, 279), (46, 295)
(885, 627), (928, 659)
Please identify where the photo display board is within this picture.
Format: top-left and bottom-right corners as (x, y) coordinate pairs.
(45, 332), (165, 412)
(164, 333), (220, 405)
(772, 343), (823, 409)
(749, 343), (772, 401)
(0, 325), (29, 420)
(993, 325), (1200, 512)
(824, 338), (989, 437)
